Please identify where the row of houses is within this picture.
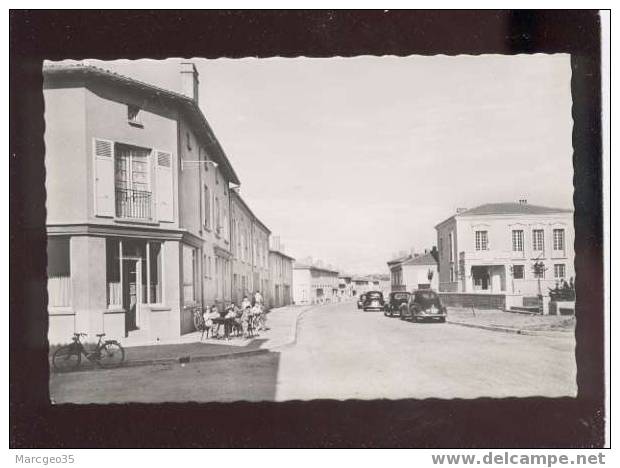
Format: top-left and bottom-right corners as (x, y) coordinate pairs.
(292, 259), (390, 305)
(44, 62), (294, 345)
(388, 200), (575, 311)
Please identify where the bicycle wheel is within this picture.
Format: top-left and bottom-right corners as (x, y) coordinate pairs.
(98, 341), (125, 369)
(193, 311), (203, 331)
(52, 345), (81, 372)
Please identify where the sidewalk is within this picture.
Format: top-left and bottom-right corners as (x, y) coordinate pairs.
(53, 305), (312, 371)
(447, 307), (576, 335)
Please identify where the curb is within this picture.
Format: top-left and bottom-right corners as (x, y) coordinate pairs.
(51, 305), (316, 374)
(447, 320), (572, 336)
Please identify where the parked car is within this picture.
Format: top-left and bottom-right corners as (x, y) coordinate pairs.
(383, 291), (411, 317)
(400, 289), (447, 322)
(357, 294), (366, 309)
(363, 291), (385, 311)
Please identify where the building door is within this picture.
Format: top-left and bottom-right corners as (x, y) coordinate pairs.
(472, 266), (489, 291)
(122, 258), (142, 334)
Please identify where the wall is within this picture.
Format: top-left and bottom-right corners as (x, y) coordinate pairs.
(436, 218), (458, 292)
(457, 212), (575, 293)
(230, 194), (254, 303)
(44, 86), (89, 224)
(84, 82), (180, 228)
(293, 269), (311, 304)
(439, 293), (506, 310)
(402, 264), (439, 291)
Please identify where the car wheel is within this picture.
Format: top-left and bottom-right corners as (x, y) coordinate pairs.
(439, 317), (446, 323)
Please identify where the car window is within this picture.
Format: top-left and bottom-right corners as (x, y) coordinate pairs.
(367, 292), (383, 299)
(393, 293), (409, 300)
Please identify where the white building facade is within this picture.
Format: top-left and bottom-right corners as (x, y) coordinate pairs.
(435, 202), (574, 297)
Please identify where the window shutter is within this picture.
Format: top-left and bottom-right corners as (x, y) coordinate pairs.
(93, 138), (115, 217)
(155, 151), (174, 222)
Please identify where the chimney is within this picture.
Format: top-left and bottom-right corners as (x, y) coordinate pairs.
(519, 199), (528, 205)
(456, 207), (468, 214)
(180, 62), (199, 104)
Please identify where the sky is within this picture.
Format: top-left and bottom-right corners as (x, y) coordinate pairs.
(69, 55), (574, 274)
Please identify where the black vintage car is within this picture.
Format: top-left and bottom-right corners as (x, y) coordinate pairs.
(362, 291), (385, 311)
(400, 289), (447, 322)
(383, 291), (411, 317)
(356, 294), (367, 309)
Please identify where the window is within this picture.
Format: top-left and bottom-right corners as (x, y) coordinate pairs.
(47, 237), (71, 307)
(512, 265), (524, 279)
(448, 232), (454, 261)
(114, 144), (152, 220)
(553, 229), (565, 251)
(449, 267), (455, 282)
(105, 239), (162, 307)
(203, 185), (211, 229)
(532, 229), (545, 252)
(186, 132), (192, 150)
(554, 264), (566, 279)
(182, 245), (197, 305)
(147, 242), (163, 303)
(475, 231), (488, 251)
(215, 197), (221, 233)
(512, 230), (524, 252)
(127, 105), (142, 125)
(438, 238), (443, 259)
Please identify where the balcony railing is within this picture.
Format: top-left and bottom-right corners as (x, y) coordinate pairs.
(116, 188), (152, 220)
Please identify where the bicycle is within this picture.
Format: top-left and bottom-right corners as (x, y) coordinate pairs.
(192, 306), (205, 332)
(52, 333), (125, 372)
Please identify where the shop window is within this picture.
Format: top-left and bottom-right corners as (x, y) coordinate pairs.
(183, 245), (197, 305)
(47, 237), (71, 307)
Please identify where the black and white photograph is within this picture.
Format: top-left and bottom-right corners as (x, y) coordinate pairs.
(10, 9), (608, 450)
(43, 54), (579, 403)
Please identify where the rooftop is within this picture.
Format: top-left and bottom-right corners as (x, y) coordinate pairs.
(435, 202), (573, 228)
(402, 252), (438, 266)
(43, 62), (240, 185)
(269, 249), (295, 261)
(293, 262), (339, 274)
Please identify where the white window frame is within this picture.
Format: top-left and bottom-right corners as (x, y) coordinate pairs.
(475, 230), (488, 251)
(512, 230), (524, 252)
(553, 229), (565, 252)
(532, 229), (545, 252)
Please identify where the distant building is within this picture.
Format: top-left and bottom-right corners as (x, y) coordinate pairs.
(434, 201), (574, 296)
(351, 277), (373, 296)
(388, 249), (439, 292)
(293, 262), (340, 305)
(337, 274), (354, 301)
(268, 237), (294, 308)
(230, 189), (271, 304)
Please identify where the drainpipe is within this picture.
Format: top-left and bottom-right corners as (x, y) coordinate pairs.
(229, 186), (234, 302)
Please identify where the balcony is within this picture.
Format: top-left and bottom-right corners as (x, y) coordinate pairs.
(116, 188), (152, 220)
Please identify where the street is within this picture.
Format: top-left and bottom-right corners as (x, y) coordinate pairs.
(50, 302), (577, 404)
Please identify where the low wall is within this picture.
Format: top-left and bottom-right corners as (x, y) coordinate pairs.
(48, 311), (76, 345)
(439, 293), (506, 310)
(549, 300), (576, 316)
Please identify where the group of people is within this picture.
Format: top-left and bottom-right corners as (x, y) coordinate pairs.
(201, 290), (267, 341)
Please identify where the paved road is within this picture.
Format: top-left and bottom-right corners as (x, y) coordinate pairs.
(49, 302), (576, 403)
(276, 302), (576, 400)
